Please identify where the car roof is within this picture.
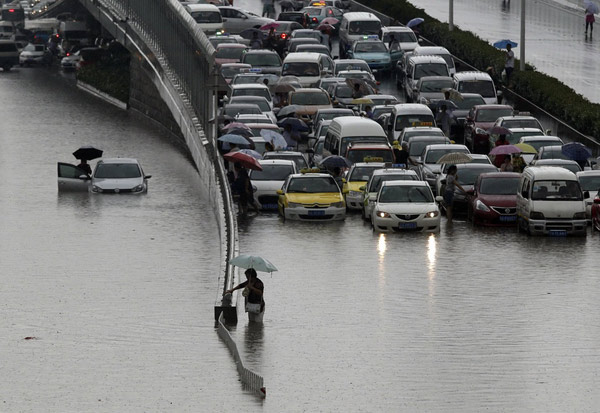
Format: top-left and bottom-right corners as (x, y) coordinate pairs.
(363, 94), (396, 100)
(425, 144), (468, 150)
(381, 26), (414, 33)
(497, 115), (539, 121)
(292, 88), (327, 93)
(478, 172), (521, 179)
(577, 170), (600, 177)
(221, 63), (252, 68)
(244, 49), (279, 55)
(507, 127), (544, 132)
(456, 163), (497, 169)
(351, 162), (386, 168)
(289, 173), (332, 178)
(372, 168), (418, 176)
(407, 55), (447, 64)
(413, 45), (450, 54)
(98, 158), (140, 164)
(342, 12), (381, 21)
(403, 126), (443, 132)
(534, 159), (579, 165)
(217, 43), (247, 49)
(283, 52), (323, 62)
(257, 159), (296, 166)
(381, 180), (429, 187)
(392, 103), (434, 113)
(453, 71), (493, 81)
(264, 151), (304, 156)
(231, 83), (270, 90)
(186, 4), (219, 11)
(525, 166), (578, 179)
(520, 136), (562, 141)
(407, 136), (449, 141)
(473, 104), (513, 111)
(348, 142), (391, 149)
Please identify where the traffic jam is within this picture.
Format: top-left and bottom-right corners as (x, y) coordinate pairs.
(189, 0), (600, 236)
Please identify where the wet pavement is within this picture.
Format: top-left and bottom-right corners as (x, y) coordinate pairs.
(405, 0), (600, 103)
(2, 7), (600, 411)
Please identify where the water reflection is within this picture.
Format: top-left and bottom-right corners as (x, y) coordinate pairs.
(244, 322), (265, 365)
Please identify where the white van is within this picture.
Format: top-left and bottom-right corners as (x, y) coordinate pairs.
(516, 166), (588, 236)
(281, 52), (330, 87)
(453, 71), (499, 104)
(323, 116), (388, 157)
(412, 45), (456, 75)
(185, 4), (223, 35)
(338, 12), (381, 59)
(402, 55), (449, 99)
(388, 103), (436, 142)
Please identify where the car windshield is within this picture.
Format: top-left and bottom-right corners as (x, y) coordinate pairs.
(190, 11), (222, 23)
(405, 129), (445, 139)
(395, 114), (435, 131)
(425, 148), (469, 163)
(372, 107), (393, 118)
(349, 166), (381, 181)
(288, 176), (339, 193)
(216, 47), (246, 59)
(94, 163), (141, 179)
(355, 42), (387, 53)
(293, 31), (321, 40)
(223, 105), (261, 116)
(532, 180), (582, 200)
(317, 111), (350, 122)
(304, 7), (322, 16)
(347, 149), (393, 164)
(244, 53), (281, 66)
(316, 125), (329, 136)
(455, 96), (485, 110)
(458, 80), (495, 98)
(369, 174), (417, 191)
(523, 140), (561, 151)
(501, 119), (541, 129)
(479, 177), (520, 195)
(232, 88), (271, 101)
(383, 31), (417, 43)
(348, 20), (381, 35)
(265, 155), (308, 170)
(340, 136), (387, 157)
(409, 139), (448, 156)
(456, 167), (498, 185)
(578, 175), (600, 191)
(210, 37), (237, 47)
(420, 78), (454, 92)
(414, 63), (448, 79)
(232, 98), (269, 112)
(539, 146), (568, 159)
(282, 62), (320, 77)
(475, 108), (514, 122)
(335, 62), (369, 73)
(249, 164), (294, 181)
(378, 185), (433, 203)
(290, 91), (330, 105)
(24, 43), (44, 52)
(504, 130), (542, 144)
(333, 85), (353, 98)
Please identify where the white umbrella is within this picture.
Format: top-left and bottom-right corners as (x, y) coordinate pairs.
(585, 0), (599, 14)
(436, 152), (473, 164)
(229, 254), (278, 273)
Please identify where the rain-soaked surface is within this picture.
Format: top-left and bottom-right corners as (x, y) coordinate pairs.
(3, 9), (600, 413)
(406, 0), (600, 103)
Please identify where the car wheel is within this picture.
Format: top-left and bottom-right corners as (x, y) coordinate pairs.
(467, 205), (474, 223)
(3, 64), (12, 71)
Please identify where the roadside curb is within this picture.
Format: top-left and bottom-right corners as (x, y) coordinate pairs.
(76, 80), (128, 110)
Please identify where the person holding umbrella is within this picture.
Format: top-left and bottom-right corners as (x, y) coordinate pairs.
(77, 159), (92, 175)
(72, 146), (103, 176)
(585, 1), (597, 35)
(282, 123), (300, 149)
(233, 162), (259, 215)
(225, 268), (265, 320)
(504, 43), (515, 84)
(444, 165), (467, 224)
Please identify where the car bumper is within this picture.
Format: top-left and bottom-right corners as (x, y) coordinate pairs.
(284, 206), (346, 221)
(372, 214), (440, 233)
(367, 61), (392, 71)
(524, 218), (587, 236)
(20, 56), (46, 64)
(346, 193), (364, 210)
(473, 210), (518, 226)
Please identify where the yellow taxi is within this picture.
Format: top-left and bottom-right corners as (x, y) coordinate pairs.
(343, 160), (386, 210)
(277, 171), (346, 221)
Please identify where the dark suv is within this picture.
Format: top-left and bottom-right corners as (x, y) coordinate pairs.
(0, 40), (19, 71)
(277, 12), (309, 27)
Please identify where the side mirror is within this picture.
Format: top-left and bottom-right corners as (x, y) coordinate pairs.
(545, 129), (552, 135)
(594, 197), (600, 204)
(305, 148), (314, 154)
(145, 175), (152, 179)
(276, 189), (283, 195)
(497, 90), (503, 97)
(466, 188), (475, 195)
(435, 196), (444, 203)
(341, 178), (347, 183)
(359, 185), (366, 191)
(333, 55), (339, 59)
(583, 191), (590, 199)
(343, 188), (349, 194)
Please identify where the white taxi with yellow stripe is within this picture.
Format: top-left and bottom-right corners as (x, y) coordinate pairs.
(343, 160), (385, 210)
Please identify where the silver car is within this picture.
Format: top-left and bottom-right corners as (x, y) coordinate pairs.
(217, 6), (274, 34)
(91, 158), (151, 194)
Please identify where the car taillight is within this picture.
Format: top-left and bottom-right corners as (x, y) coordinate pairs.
(66, 52), (70, 56)
(281, 33), (287, 39)
(312, 17), (318, 22)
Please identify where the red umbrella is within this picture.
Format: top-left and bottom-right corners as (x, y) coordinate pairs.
(317, 23), (335, 32)
(489, 144), (522, 155)
(321, 17), (339, 25)
(260, 22), (280, 31)
(224, 151), (263, 171)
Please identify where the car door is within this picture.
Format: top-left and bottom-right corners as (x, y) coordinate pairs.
(57, 162), (90, 192)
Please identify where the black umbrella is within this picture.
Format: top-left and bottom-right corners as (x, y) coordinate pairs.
(73, 146), (103, 161)
(320, 155), (351, 168)
(276, 105), (301, 118)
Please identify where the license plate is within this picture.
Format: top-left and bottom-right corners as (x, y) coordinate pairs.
(399, 222), (417, 229)
(262, 203), (278, 209)
(549, 230), (567, 237)
(308, 210), (325, 216)
(499, 215), (517, 222)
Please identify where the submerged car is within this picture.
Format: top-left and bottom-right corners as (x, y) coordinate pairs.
(467, 172), (521, 226)
(91, 158), (151, 194)
(343, 161), (386, 210)
(249, 159), (297, 210)
(361, 168), (419, 220)
(371, 180), (441, 233)
(277, 172), (346, 221)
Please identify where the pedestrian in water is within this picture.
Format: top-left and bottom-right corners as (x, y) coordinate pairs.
(76, 159), (92, 175)
(225, 268), (265, 319)
(585, 3), (595, 35)
(444, 164), (467, 223)
(504, 44), (515, 84)
(233, 162), (258, 215)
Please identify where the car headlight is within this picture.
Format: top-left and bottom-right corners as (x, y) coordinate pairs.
(573, 212), (586, 219)
(425, 210), (439, 218)
(530, 211), (545, 220)
(475, 128), (488, 135)
(348, 190), (362, 197)
(91, 185), (102, 193)
(132, 184), (145, 192)
(331, 201), (344, 208)
(376, 211), (391, 218)
(475, 200), (490, 212)
(287, 202), (302, 208)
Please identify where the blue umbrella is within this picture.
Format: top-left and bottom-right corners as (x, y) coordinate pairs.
(320, 155), (351, 169)
(493, 39), (518, 49)
(218, 134), (251, 145)
(407, 17), (424, 28)
(260, 129), (288, 149)
(277, 117), (309, 132)
(561, 142), (592, 161)
(238, 149), (263, 160)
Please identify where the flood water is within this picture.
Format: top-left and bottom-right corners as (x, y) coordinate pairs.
(3, 32), (600, 413)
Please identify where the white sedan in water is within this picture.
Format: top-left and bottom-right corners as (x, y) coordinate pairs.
(249, 159), (297, 210)
(371, 180), (441, 233)
(91, 158), (151, 194)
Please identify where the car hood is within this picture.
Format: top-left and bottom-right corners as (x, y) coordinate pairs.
(474, 121), (495, 130)
(215, 58), (240, 65)
(252, 180), (285, 192)
(476, 194), (516, 207)
(347, 181), (367, 192)
(418, 92), (444, 100)
(353, 52), (390, 62)
(295, 104), (333, 115)
(286, 192), (342, 204)
(424, 164), (442, 174)
(376, 202), (437, 214)
(530, 200), (585, 219)
(92, 177), (143, 189)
